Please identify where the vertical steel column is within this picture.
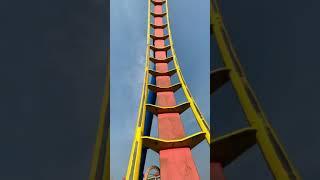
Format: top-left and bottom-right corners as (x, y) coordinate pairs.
(153, 1), (200, 179)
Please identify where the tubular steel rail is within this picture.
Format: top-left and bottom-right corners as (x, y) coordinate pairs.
(125, 0), (210, 179)
(211, 0), (301, 179)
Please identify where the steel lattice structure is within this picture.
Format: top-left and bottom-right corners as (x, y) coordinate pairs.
(125, 0), (210, 179)
(210, 0), (300, 180)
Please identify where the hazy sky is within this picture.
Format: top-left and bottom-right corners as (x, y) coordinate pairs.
(212, 0), (320, 179)
(110, 0), (210, 179)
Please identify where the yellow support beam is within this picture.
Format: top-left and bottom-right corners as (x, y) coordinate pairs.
(149, 45), (171, 52)
(147, 83), (182, 93)
(150, 12), (167, 17)
(125, 0), (152, 179)
(146, 102), (190, 115)
(151, 0), (166, 6)
(148, 68), (177, 77)
(211, 128), (257, 167)
(149, 56), (173, 64)
(142, 132), (206, 153)
(125, 51), (151, 180)
(210, 67), (230, 93)
(150, 34), (169, 40)
(150, 23), (168, 29)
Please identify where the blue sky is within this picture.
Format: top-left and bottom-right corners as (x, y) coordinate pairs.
(110, 0), (209, 179)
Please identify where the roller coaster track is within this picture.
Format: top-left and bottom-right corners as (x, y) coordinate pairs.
(125, 0), (210, 179)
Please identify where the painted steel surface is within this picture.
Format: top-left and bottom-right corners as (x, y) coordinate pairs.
(140, 64), (157, 180)
(125, 0), (210, 179)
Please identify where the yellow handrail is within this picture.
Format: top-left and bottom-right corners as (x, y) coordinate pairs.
(125, 0), (152, 178)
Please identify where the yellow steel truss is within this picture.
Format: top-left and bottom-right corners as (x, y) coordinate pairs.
(125, 0), (210, 179)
